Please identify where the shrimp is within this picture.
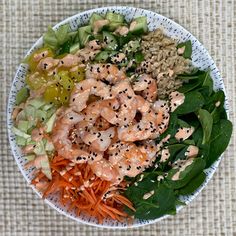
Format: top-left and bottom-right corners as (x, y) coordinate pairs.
(117, 96), (158, 142)
(132, 74), (158, 102)
(51, 109), (85, 159)
(82, 98), (119, 124)
(58, 54), (81, 68)
(86, 64), (126, 84)
(95, 117), (111, 131)
(78, 123), (116, 152)
(69, 79), (113, 112)
(152, 100), (170, 135)
(101, 80), (137, 126)
(90, 159), (120, 183)
(37, 57), (59, 71)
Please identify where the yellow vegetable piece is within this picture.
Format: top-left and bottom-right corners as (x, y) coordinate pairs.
(43, 85), (60, 104)
(27, 47), (54, 71)
(26, 73), (47, 90)
(69, 66), (85, 82)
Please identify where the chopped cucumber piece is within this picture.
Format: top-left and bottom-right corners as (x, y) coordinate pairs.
(107, 22), (125, 31)
(36, 110), (47, 122)
(94, 51), (110, 62)
(129, 16), (148, 34)
(45, 113), (56, 133)
(17, 120), (29, 133)
(12, 127), (31, 139)
(69, 42), (80, 54)
(78, 25), (92, 47)
(89, 13), (104, 26)
(25, 154), (35, 161)
(26, 139), (36, 145)
(28, 98), (46, 109)
(105, 12), (124, 23)
(45, 140), (54, 152)
(103, 31), (118, 50)
(16, 136), (27, 146)
(42, 103), (54, 111)
(40, 155), (52, 179)
(15, 87), (29, 105)
(34, 140), (46, 155)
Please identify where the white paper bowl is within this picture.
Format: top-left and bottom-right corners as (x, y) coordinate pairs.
(7, 6), (229, 228)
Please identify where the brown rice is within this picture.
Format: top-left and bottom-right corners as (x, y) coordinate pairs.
(139, 29), (192, 99)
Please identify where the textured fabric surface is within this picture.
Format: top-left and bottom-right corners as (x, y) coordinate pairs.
(0, 0), (235, 235)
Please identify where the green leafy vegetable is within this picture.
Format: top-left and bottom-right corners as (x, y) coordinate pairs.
(206, 119), (232, 167)
(197, 109), (213, 144)
(178, 172), (206, 195)
(177, 40), (192, 59)
(175, 91), (205, 114)
(166, 158), (206, 189)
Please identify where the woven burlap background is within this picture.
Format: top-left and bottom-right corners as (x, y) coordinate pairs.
(0, 0), (235, 235)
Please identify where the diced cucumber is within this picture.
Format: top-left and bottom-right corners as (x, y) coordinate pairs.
(108, 22), (125, 31)
(45, 113), (56, 133)
(12, 127), (31, 139)
(15, 87), (29, 105)
(46, 107), (57, 120)
(16, 136), (27, 146)
(45, 140), (54, 152)
(34, 140), (46, 155)
(105, 12), (124, 23)
(36, 110), (47, 122)
(17, 120), (29, 133)
(69, 42), (80, 54)
(129, 16), (148, 34)
(93, 33), (103, 41)
(78, 25), (92, 47)
(95, 50), (118, 62)
(25, 154), (35, 161)
(42, 103), (54, 111)
(40, 155), (52, 179)
(28, 98), (46, 109)
(27, 139), (36, 145)
(103, 31), (118, 50)
(94, 51), (110, 62)
(89, 13), (104, 26)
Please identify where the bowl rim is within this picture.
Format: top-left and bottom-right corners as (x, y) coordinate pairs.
(7, 6), (229, 229)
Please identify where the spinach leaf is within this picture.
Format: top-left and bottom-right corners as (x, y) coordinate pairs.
(178, 79), (202, 93)
(177, 40), (192, 59)
(173, 146), (189, 162)
(192, 126), (203, 146)
(205, 119), (232, 168)
(167, 144), (186, 162)
(159, 113), (178, 140)
(197, 109), (213, 144)
(175, 91), (205, 115)
(201, 71), (213, 96)
(177, 119), (191, 128)
(166, 158), (206, 189)
(125, 178), (176, 219)
(178, 171), (206, 195)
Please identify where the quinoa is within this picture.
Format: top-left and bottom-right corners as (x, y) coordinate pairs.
(139, 29), (192, 99)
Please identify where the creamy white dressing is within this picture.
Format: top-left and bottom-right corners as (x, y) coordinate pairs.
(143, 190), (155, 200)
(215, 101), (221, 107)
(185, 145), (199, 158)
(175, 126), (194, 141)
(171, 158), (194, 181)
(160, 148), (170, 162)
(177, 46), (185, 55)
(170, 91), (185, 112)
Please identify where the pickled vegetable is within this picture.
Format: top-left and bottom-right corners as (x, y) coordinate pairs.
(69, 66), (85, 82)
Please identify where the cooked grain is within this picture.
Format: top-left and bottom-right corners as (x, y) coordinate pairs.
(140, 29), (192, 98)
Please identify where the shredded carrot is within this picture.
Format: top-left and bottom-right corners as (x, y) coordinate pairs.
(31, 155), (135, 223)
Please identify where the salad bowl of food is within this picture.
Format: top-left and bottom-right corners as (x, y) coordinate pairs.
(7, 6), (232, 228)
